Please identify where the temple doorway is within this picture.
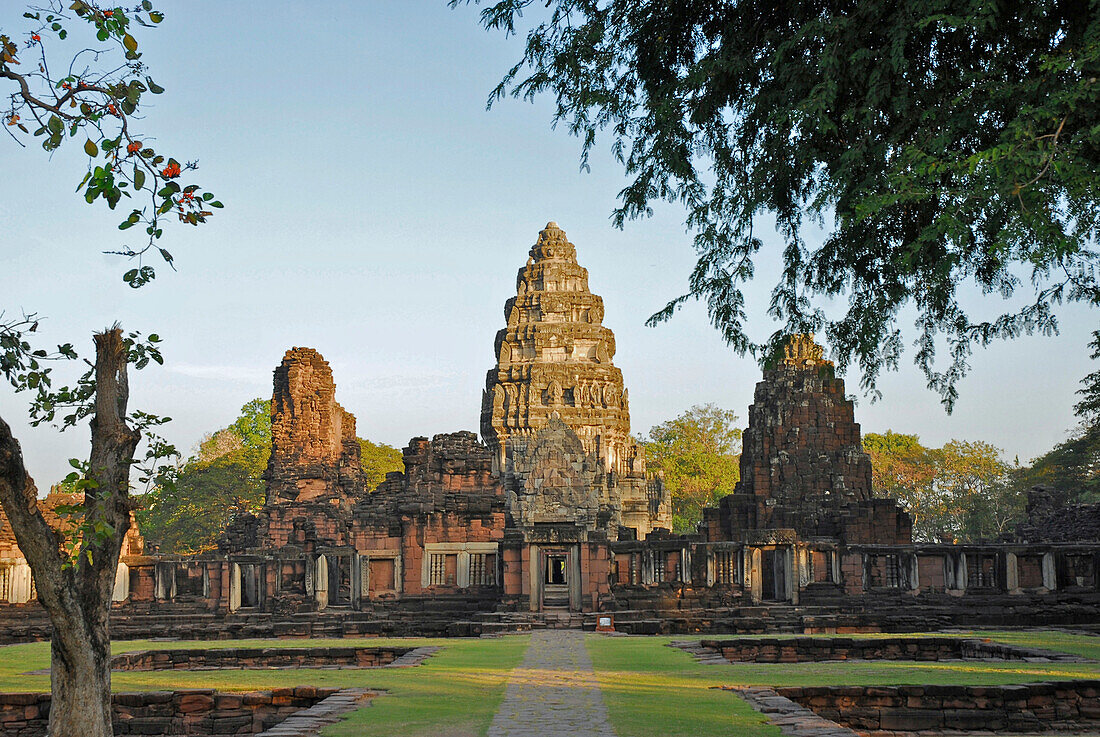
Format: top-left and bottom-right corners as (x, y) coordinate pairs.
(546, 554), (567, 585)
(761, 549), (788, 601)
(535, 546), (579, 611)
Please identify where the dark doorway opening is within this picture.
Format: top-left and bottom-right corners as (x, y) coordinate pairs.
(761, 550), (787, 601)
(327, 555), (352, 606)
(545, 554), (567, 585)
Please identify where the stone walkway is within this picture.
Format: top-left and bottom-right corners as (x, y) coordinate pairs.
(488, 630), (617, 737)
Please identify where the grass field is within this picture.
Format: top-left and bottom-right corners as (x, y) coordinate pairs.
(0, 630), (1095, 736)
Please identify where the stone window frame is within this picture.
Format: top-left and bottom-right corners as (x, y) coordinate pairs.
(469, 552), (497, 587)
(228, 559), (264, 612)
(161, 561), (210, 601)
(965, 552), (998, 589)
(421, 543), (500, 590)
(864, 553), (908, 590)
(714, 549), (738, 585)
(427, 553), (452, 586)
(357, 550), (402, 598)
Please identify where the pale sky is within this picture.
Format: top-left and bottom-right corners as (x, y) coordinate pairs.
(2, 2), (1096, 487)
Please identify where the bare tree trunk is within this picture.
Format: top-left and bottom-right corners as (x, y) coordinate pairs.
(0, 328), (139, 737)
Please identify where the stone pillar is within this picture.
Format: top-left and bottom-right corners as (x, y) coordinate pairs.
(315, 555), (329, 610)
(909, 554), (920, 591)
(9, 563), (32, 604)
(1041, 552), (1057, 590)
(749, 548), (763, 604)
(954, 554), (968, 593)
(529, 544), (541, 612)
(643, 549), (655, 585)
(787, 547), (798, 604)
(112, 562), (130, 602)
(229, 563), (241, 612)
(680, 547), (692, 584)
(457, 552), (471, 589)
(1005, 552), (1020, 593)
(351, 555), (362, 606)
(568, 545), (583, 611)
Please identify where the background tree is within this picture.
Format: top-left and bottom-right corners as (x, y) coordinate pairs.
(936, 440), (1016, 541)
(0, 3), (218, 733)
(358, 438), (404, 490)
(863, 431), (941, 535)
(137, 399), (268, 555)
(864, 432), (1016, 541)
(457, 1), (1100, 408)
(640, 404), (741, 532)
(138, 399), (404, 553)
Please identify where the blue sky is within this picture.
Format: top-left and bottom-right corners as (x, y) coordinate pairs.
(2, 1), (1096, 485)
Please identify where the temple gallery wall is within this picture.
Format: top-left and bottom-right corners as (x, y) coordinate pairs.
(0, 222), (1097, 638)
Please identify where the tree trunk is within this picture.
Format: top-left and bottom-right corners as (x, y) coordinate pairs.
(0, 328), (138, 737)
(49, 615), (113, 736)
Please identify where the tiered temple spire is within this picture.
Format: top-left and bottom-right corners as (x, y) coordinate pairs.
(481, 222), (639, 475)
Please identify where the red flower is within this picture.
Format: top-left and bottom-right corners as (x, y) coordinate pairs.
(31, 34), (41, 42)
(161, 162), (181, 178)
(107, 103), (118, 115)
(126, 141), (141, 154)
(103, 10), (114, 17)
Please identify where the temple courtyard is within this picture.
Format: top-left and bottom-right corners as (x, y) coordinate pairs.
(0, 629), (1097, 736)
(1, 224), (1099, 736)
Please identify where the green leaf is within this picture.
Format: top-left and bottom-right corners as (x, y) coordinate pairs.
(47, 115), (62, 134)
(123, 34), (138, 53)
(146, 76), (164, 94)
(209, 201), (223, 208)
(134, 166), (145, 189)
(84, 139), (98, 157)
(149, 11), (163, 23)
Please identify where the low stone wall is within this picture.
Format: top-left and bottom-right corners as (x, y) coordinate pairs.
(776, 681), (1100, 733)
(698, 636), (1081, 663)
(110, 646), (415, 671)
(0, 687), (337, 736)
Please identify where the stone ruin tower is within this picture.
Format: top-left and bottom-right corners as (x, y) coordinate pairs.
(714, 334), (911, 544)
(482, 222), (671, 538)
(266, 347), (363, 508)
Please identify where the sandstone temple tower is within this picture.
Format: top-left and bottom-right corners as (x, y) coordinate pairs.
(481, 222), (636, 475)
(481, 222), (670, 540)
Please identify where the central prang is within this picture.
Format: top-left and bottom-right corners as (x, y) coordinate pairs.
(481, 222), (671, 539)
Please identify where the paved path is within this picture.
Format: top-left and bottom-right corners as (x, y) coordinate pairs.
(488, 630), (617, 737)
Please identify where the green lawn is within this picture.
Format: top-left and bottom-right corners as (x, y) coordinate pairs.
(586, 633), (1100, 737)
(0, 630), (1095, 737)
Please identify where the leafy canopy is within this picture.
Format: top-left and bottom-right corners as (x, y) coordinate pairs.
(640, 403), (741, 532)
(458, 0), (1100, 408)
(1, 1), (221, 288)
(864, 431), (1017, 542)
